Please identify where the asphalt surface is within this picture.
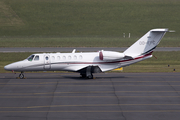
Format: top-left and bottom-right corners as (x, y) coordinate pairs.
(0, 72), (180, 120)
(1, 47), (180, 52)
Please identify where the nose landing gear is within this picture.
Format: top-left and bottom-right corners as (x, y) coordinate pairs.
(17, 72), (25, 79)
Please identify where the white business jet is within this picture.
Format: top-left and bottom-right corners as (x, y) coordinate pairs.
(4, 28), (169, 79)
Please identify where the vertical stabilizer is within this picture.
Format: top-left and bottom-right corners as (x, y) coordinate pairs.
(123, 29), (168, 58)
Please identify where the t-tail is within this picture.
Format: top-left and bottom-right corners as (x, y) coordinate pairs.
(123, 28), (169, 58)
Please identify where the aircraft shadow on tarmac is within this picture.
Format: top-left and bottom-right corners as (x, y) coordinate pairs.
(3, 73), (126, 80)
(63, 75), (126, 80)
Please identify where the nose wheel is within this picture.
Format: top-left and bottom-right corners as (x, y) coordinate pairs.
(18, 72), (25, 79)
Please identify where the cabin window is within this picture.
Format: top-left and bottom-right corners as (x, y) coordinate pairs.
(52, 56), (55, 60)
(79, 55), (83, 60)
(74, 55), (77, 60)
(45, 56), (49, 60)
(27, 55), (35, 61)
(68, 56), (71, 60)
(34, 55), (39, 61)
(63, 56), (66, 60)
(57, 56), (60, 60)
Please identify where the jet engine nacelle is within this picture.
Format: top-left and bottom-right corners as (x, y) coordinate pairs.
(99, 51), (125, 61)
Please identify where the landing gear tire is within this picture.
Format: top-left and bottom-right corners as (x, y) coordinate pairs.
(81, 74), (93, 79)
(87, 74), (93, 79)
(80, 73), (93, 79)
(80, 66), (94, 79)
(19, 72), (24, 79)
(81, 74), (86, 78)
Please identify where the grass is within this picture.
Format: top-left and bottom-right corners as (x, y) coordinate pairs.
(123, 65), (180, 73)
(0, 0), (179, 37)
(0, 37), (179, 47)
(0, 37), (134, 47)
(0, 0), (179, 48)
(1, 51), (180, 73)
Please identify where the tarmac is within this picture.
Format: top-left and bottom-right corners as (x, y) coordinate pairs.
(0, 72), (180, 120)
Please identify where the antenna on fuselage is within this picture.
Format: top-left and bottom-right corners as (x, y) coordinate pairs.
(72, 49), (76, 53)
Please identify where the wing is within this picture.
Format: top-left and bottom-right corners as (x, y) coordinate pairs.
(77, 65), (102, 74)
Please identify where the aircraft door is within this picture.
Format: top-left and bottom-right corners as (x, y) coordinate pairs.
(44, 55), (51, 70)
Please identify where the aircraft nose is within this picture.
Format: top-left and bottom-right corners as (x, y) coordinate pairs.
(4, 63), (17, 71)
(4, 61), (24, 71)
(4, 64), (11, 71)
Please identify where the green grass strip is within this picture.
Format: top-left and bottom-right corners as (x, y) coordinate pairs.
(0, 37), (179, 47)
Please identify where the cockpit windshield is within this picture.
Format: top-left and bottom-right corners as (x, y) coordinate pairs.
(27, 55), (35, 61)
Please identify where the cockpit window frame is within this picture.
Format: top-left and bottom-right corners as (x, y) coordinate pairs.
(27, 55), (35, 61)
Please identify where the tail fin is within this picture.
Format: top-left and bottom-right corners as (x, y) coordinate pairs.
(123, 28), (168, 58)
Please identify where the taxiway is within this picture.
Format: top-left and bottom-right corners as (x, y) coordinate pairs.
(0, 72), (180, 120)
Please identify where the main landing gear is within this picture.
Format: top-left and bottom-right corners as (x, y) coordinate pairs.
(80, 73), (93, 79)
(80, 66), (94, 79)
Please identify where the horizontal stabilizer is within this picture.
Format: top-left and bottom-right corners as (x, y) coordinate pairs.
(123, 55), (134, 59)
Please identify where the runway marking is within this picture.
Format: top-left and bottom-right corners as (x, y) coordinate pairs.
(0, 110), (180, 113)
(0, 85), (180, 87)
(0, 91), (179, 95)
(0, 96), (180, 98)
(0, 104), (180, 109)
(33, 91), (180, 94)
(1, 80), (180, 85)
(26, 104), (180, 108)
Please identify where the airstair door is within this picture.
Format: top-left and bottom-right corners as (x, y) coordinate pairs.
(44, 55), (51, 70)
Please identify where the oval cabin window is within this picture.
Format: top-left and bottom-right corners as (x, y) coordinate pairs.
(52, 56), (55, 60)
(68, 56), (71, 60)
(74, 55), (77, 60)
(57, 56), (60, 60)
(63, 56), (66, 60)
(79, 55), (83, 60)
